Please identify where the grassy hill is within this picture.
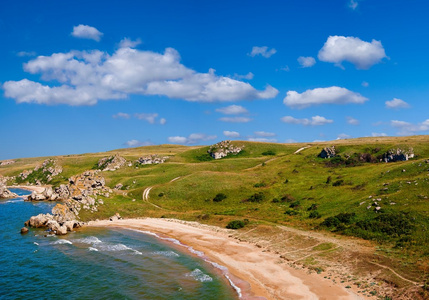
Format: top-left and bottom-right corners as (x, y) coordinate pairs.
(2, 135), (429, 297)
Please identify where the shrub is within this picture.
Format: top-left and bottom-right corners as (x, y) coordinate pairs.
(248, 192), (265, 203)
(262, 150), (276, 156)
(326, 176), (331, 184)
(309, 211), (321, 219)
(272, 198), (280, 203)
(158, 192), (165, 197)
(285, 209), (299, 216)
(307, 204), (318, 211)
(196, 154), (213, 162)
(289, 200), (301, 208)
(332, 179), (344, 186)
(284, 179), (289, 184)
(226, 220), (246, 229)
(254, 182), (267, 188)
(213, 193), (227, 202)
(280, 194), (295, 203)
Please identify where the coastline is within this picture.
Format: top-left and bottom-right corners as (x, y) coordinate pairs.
(88, 218), (362, 300)
(8, 185), (46, 193)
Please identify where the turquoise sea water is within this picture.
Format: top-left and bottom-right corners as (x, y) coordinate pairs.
(0, 189), (237, 299)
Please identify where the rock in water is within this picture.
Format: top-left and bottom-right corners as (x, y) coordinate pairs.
(20, 227), (29, 234)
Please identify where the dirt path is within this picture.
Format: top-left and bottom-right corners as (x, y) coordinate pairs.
(294, 146), (311, 154)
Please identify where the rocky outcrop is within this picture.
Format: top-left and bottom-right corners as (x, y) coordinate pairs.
(109, 213), (122, 221)
(25, 203), (83, 235)
(98, 154), (126, 171)
(382, 148), (415, 162)
(208, 140), (244, 159)
(136, 155), (169, 165)
(318, 146), (336, 159)
(18, 159), (62, 184)
(0, 176), (17, 199)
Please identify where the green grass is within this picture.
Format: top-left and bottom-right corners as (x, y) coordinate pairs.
(2, 136), (429, 264)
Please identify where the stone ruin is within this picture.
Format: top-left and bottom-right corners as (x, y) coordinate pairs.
(318, 146), (336, 159)
(208, 140), (244, 159)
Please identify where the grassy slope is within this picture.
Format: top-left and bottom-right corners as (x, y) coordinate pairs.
(2, 136), (429, 294)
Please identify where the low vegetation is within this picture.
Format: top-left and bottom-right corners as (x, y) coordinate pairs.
(2, 136), (429, 298)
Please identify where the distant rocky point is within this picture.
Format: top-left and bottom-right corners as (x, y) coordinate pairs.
(208, 140), (244, 159)
(18, 159), (62, 185)
(0, 176), (17, 198)
(0, 160), (15, 166)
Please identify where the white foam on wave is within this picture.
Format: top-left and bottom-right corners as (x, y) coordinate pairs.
(153, 251), (180, 257)
(51, 239), (73, 245)
(33, 242), (39, 246)
(185, 269), (213, 283)
(98, 243), (142, 255)
(74, 236), (102, 244)
(88, 247), (99, 252)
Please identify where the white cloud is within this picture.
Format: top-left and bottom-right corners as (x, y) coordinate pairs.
(167, 133), (217, 145)
(248, 138), (278, 143)
(254, 131), (276, 137)
(281, 115), (333, 126)
(297, 56), (316, 68)
(347, 116), (360, 125)
(17, 51), (36, 57)
(216, 105), (248, 115)
(280, 66), (290, 72)
(385, 98), (410, 109)
(249, 46), (277, 58)
(233, 72), (254, 80)
(71, 25), (103, 41)
(337, 133), (352, 139)
(219, 117), (252, 123)
(318, 36), (387, 69)
(349, 0), (358, 10)
(283, 86), (368, 109)
(223, 131), (240, 138)
(391, 119), (429, 134)
(159, 118), (167, 125)
(284, 139), (297, 143)
(3, 46), (278, 106)
(361, 81), (369, 87)
(125, 139), (154, 147)
(119, 38), (142, 48)
(113, 112), (130, 119)
(371, 132), (387, 137)
(134, 113), (158, 124)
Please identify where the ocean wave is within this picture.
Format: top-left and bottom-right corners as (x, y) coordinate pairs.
(88, 247), (99, 252)
(153, 251), (180, 257)
(98, 243), (142, 255)
(73, 236), (102, 244)
(185, 269), (213, 283)
(51, 239), (73, 245)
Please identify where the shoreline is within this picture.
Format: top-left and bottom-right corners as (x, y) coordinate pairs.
(88, 218), (362, 300)
(8, 185), (46, 193)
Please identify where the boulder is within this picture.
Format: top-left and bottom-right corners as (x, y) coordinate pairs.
(28, 213), (53, 228)
(208, 141), (244, 160)
(20, 227), (29, 234)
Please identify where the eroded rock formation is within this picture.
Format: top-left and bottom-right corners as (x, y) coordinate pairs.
(208, 140), (244, 159)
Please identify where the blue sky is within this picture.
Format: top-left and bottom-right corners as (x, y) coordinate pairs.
(1, 0), (429, 159)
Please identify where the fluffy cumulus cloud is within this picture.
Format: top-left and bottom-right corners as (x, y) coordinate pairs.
(391, 119), (429, 134)
(71, 25), (103, 41)
(113, 112), (130, 119)
(3, 44), (278, 106)
(254, 131), (276, 137)
(385, 98), (410, 109)
(125, 139), (154, 147)
(233, 72), (254, 80)
(371, 132), (387, 137)
(249, 46), (277, 58)
(223, 130), (240, 138)
(219, 117), (252, 123)
(281, 115), (333, 126)
(318, 36), (387, 69)
(216, 105), (248, 115)
(167, 133), (217, 145)
(297, 56), (316, 68)
(347, 116), (360, 125)
(283, 86), (368, 109)
(248, 138), (277, 143)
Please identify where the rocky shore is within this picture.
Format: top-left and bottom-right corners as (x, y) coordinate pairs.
(0, 176), (17, 198)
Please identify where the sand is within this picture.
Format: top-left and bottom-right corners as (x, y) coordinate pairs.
(88, 218), (362, 300)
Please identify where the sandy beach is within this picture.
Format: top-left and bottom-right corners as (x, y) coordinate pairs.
(8, 185), (46, 193)
(88, 218), (361, 300)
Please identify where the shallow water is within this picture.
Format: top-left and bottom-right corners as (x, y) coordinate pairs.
(0, 189), (237, 299)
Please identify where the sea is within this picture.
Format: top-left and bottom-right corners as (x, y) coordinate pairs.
(0, 189), (238, 299)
